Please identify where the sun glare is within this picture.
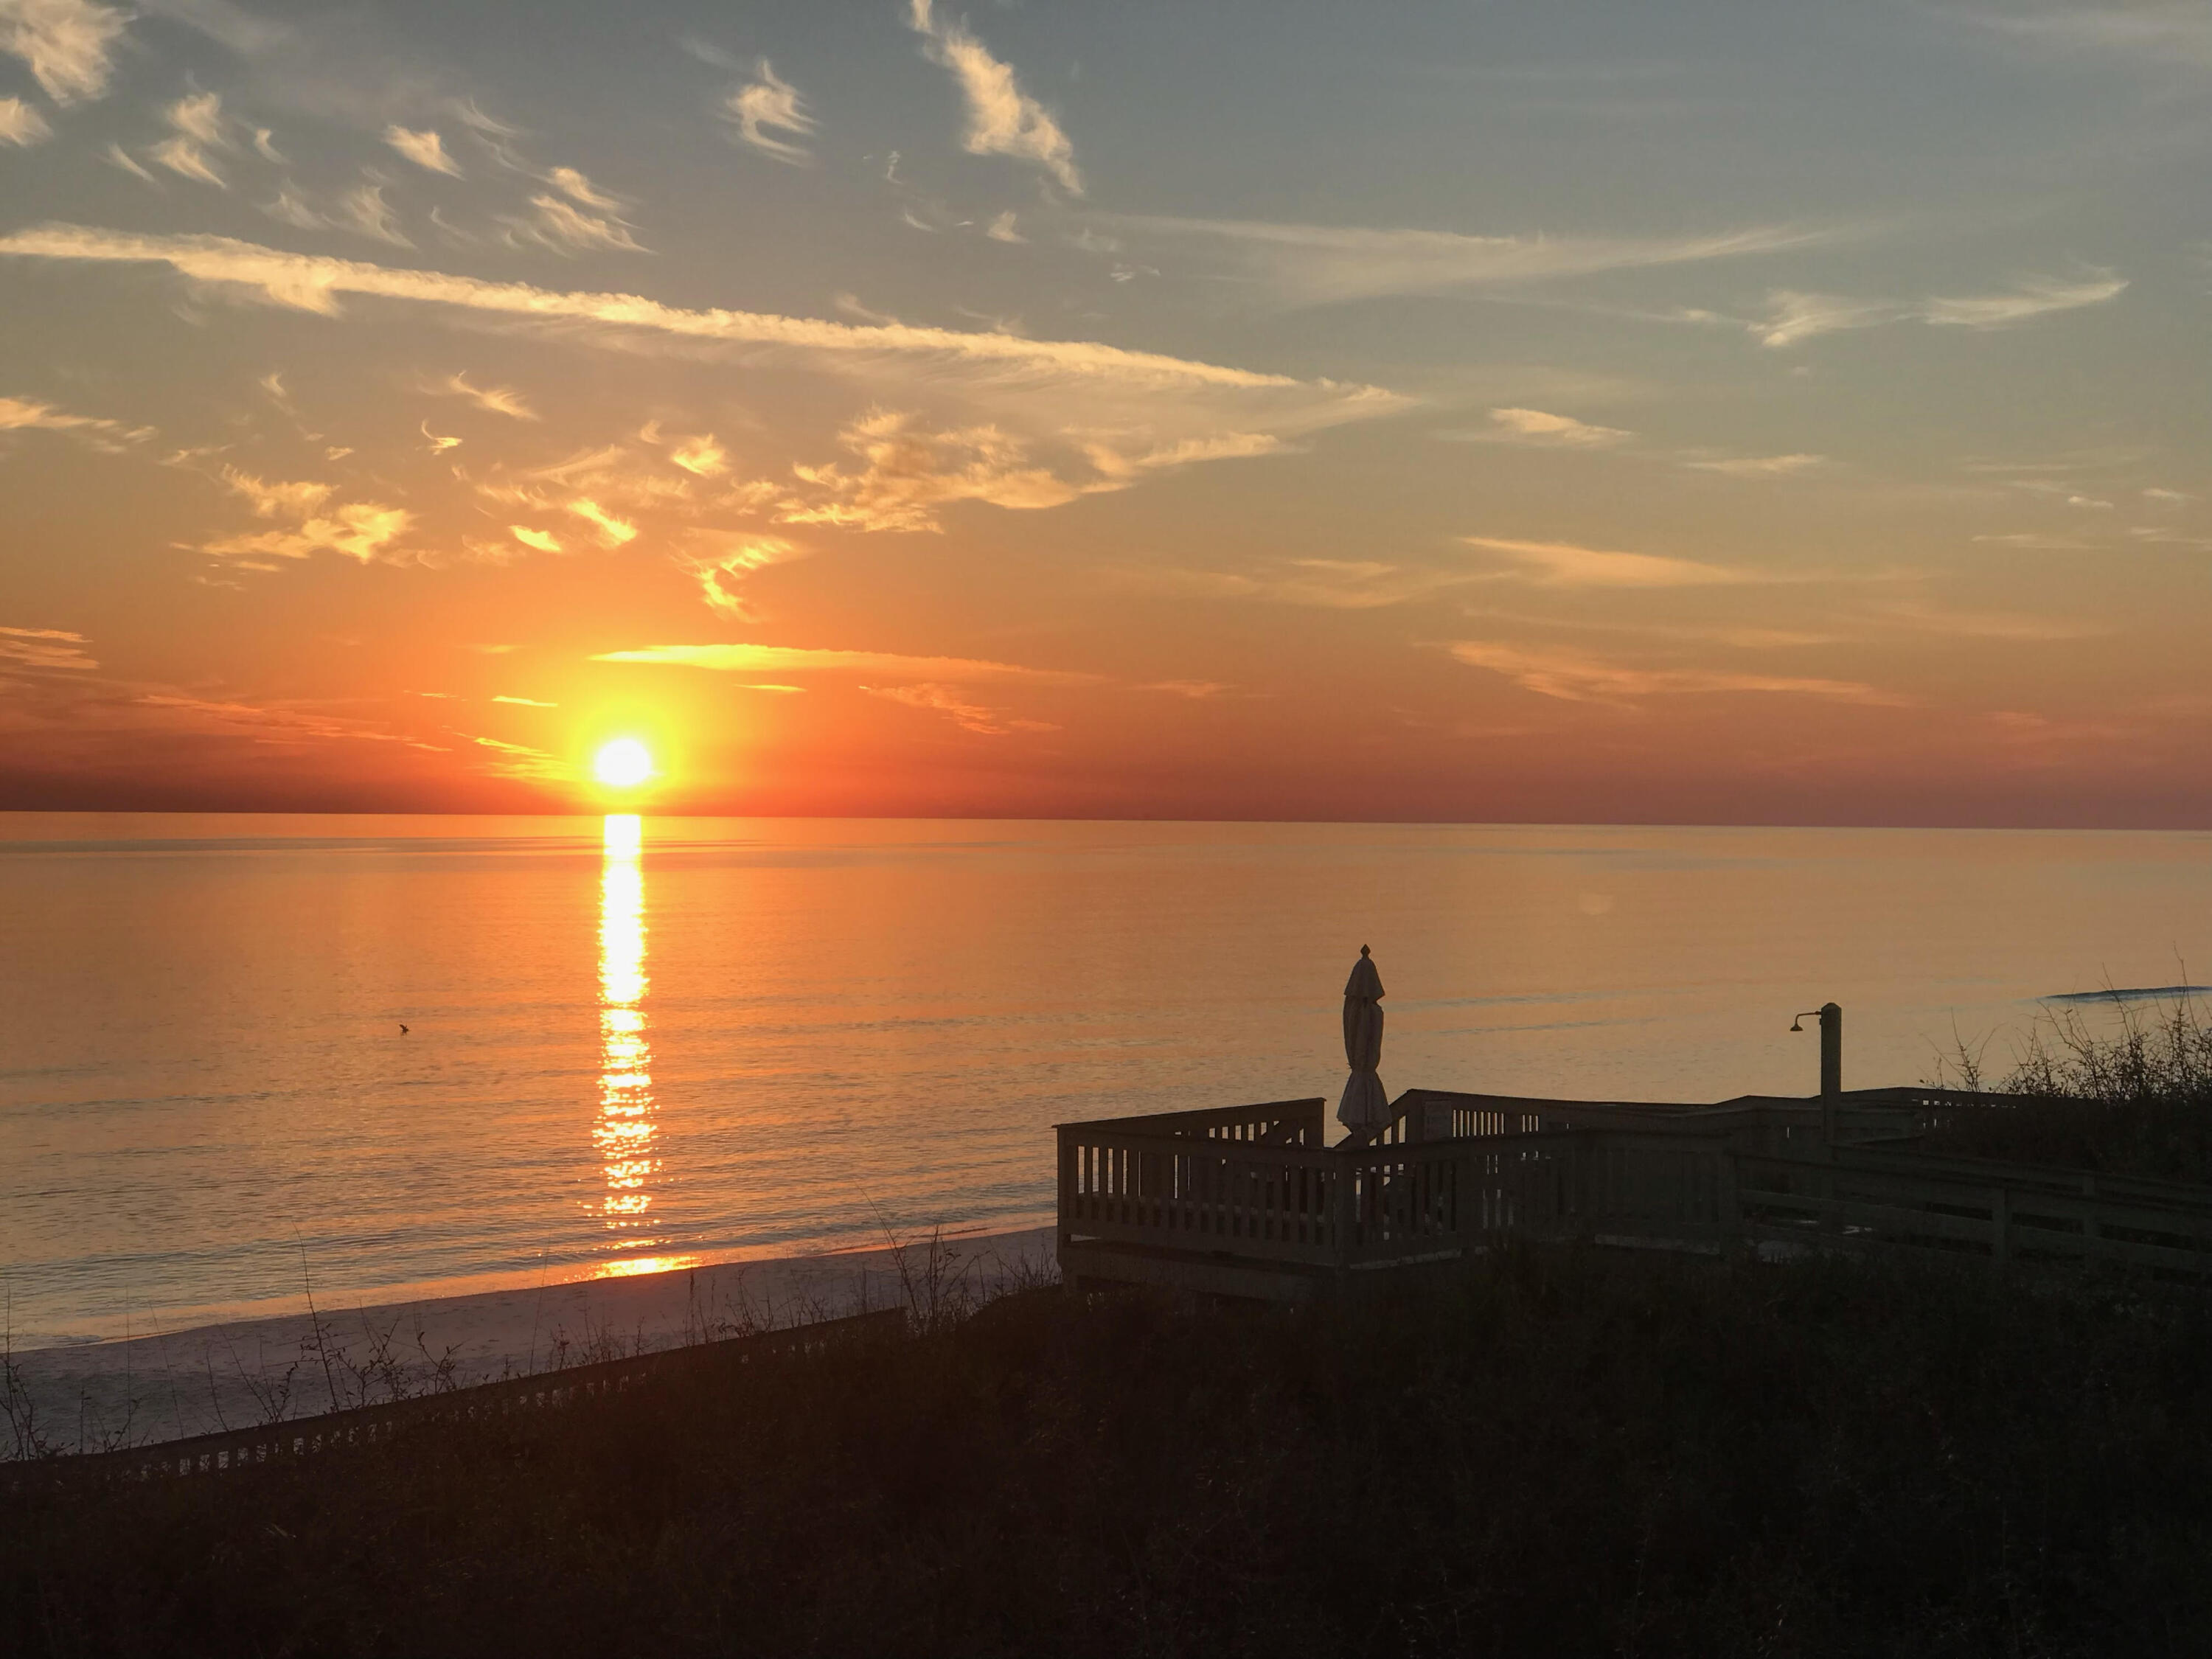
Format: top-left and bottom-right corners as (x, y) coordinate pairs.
(594, 737), (655, 789)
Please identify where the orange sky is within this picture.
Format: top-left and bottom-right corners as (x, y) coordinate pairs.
(3, 1), (2208, 824)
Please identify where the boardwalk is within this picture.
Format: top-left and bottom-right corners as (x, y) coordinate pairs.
(1057, 1089), (2212, 1301)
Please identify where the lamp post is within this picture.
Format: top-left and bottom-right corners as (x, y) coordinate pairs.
(1791, 1003), (1843, 1146)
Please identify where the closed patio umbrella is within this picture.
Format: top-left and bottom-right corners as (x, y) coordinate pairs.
(1337, 945), (1391, 1136)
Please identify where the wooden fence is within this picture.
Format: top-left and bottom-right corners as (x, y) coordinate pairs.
(1058, 1090), (2212, 1296)
(2, 1307), (905, 1492)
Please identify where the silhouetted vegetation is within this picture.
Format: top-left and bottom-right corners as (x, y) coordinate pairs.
(1925, 993), (2212, 1180)
(8, 1245), (2211, 1658)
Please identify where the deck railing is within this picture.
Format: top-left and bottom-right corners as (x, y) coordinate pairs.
(1059, 1088), (2212, 1289)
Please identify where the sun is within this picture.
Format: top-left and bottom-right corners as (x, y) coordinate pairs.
(594, 737), (656, 789)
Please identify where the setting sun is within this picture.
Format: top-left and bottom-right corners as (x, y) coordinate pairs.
(593, 738), (655, 790)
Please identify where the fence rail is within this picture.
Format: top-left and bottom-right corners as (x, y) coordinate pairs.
(2, 1307), (905, 1492)
(1059, 1089), (2212, 1294)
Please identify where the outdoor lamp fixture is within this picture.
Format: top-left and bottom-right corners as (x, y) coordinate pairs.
(1790, 1002), (1844, 1146)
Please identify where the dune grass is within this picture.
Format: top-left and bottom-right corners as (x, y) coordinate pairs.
(1923, 993), (2212, 1181)
(7, 1242), (2211, 1658)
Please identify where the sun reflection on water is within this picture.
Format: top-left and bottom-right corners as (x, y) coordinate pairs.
(596, 813), (661, 1253)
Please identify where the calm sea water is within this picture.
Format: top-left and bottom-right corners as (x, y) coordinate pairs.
(3, 815), (2206, 1346)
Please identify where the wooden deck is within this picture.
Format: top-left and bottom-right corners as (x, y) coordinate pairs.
(1057, 1090), (2212, 1300)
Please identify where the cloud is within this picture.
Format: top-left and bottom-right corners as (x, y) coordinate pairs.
(1469, 406), (1632, 446)
(199, 465), (411, 567)
(0, 392), (152, 449)
(0, 224), (1385, 401)
(197, 502), (412, 565)
(101, 141), (155, 183)
(1681, 453), (1825, 476)
(1112, 214), (1837, 307)
(421, 420), (461, 453)
(0, 625), (97, 672)
(0, 0), (128, 104)
(466, 732), (568, 781)
(986, 210), (1023, 243)
(669, 434), (726, 476)
(1138, 680), (1231, 698)
(150, 135), (226, 187)
(863, 681), (1056, 734)
(497, 193), (645, 255)
(0, 94), (52, 144)
(687, 535), (806, 620)
(1756, 272), (2126, 347)
(1126, 557), (1475, 611)
(546, 165), (620, 209)
(781, 408), (1082, 532)
(262, 184), (323, 229)
(434, 371), (538, 420)
(491, 693), (556, 706)
(906, 0), (1082, 194)
(773, 415), (1284, 533)
(219, 465), (333, 518)
(510, 526), (562, 553)
(1076, 428), (1282, 481)
(595, 641), (1096, 684)
(167, 89), (225, 145)
(566, 497), (636, 546)
(1445, 641), (1904, 706)
(723, 58), (815, 164)
(1461, 535), (1742, 587)
(1967, 4), (2212, 64)
(336, 182), (408, 246)
(383, 125), (462, 177)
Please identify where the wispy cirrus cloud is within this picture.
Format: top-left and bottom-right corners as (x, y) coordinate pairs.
(1455, 406), (1633, 447)
(1680, 452), (1825, 477)
(0, 94), (52, 144)
(0, 625), (97, 672)
(863, 682), (1057, 735)
(781, 409), (1082, 532)
(196, 465), (411, 566)
(197, 502), (412, 566)
(0, 225), (1384, 399)
(1755, 271), (2126, 347)
(219, 465), (332, 518)
(150, 136), (226, 187)
(432, 371), (538, 420)
(384, 124), (462, 176)
(546, 165), (621, 210)
(1461, 535), (1743, 587)
(1966, 4), (2212, 65)
(147, 89), (235, 187)
(565, 497), (637, 547)
(689, 535), (807, 621)
(906, 0), (1082, 194)
(0, 392), (152, 448)
(1445, 640), (1905, 706)
(337, 182), (408, 245)
(496, 193), (646, 255)
(723, 58), (815, 164)
(1110, 215), (1839, 307)
(595, 641), (1097, 684)
(0, 0), (128, 104)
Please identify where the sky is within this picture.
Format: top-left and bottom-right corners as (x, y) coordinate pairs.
(1, 0), (2208, 824)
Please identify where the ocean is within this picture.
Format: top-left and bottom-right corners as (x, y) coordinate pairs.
(3, 814), (2206, 1346)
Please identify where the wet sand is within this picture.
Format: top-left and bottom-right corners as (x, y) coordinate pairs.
(9, 1228), (1056, 1452)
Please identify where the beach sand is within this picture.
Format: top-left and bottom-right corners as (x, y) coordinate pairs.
(9, 1227), (1057, 1452)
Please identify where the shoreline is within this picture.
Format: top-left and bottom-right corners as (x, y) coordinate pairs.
(8, 1226), (1056, 1453)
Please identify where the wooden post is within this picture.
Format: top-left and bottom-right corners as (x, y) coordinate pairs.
(1819, 1002), (1843, 1148)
